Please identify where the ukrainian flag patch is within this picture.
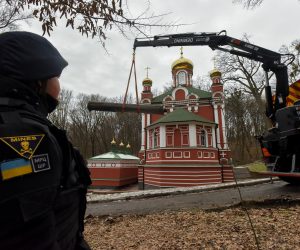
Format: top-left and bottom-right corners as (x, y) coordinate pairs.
(0, 158), (32, 180)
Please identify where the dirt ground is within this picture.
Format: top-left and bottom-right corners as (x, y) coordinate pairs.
(84, 201), (300, 250)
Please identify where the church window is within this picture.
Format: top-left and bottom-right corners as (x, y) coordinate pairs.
(177, 71), (186, 86)
(166, 125), (175, 146)
(196, 128), (207, 147)
(166, 134), (174, 146)
(153, 132), (157, 148)
(182, 134), (189, 146)
(153, 128), (160, 148)
(200, 130), (207, 146)
(180, 125), (189, 146)
(149, 130), (153, 148)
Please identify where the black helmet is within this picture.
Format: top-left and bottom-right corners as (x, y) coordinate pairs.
(0, 31), (68, 82)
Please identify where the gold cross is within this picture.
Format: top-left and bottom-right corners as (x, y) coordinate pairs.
(212, 56), (217, 68)
(180, 46), (183, 57)
(145, 66), (151, 78)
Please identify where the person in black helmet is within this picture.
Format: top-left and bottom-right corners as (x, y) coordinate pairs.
(0, 31), (91, 250)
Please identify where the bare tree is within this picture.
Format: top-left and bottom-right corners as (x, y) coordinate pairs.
(0, 0), (31, 31)
(215, 35), (267, 106)
(290, 40), (300, 82)
(280, 40), (300, 83)
(225, 88), (265, 164)
(9, 0), (182, 46)
(193, 75), (211, 92)
(48, 88), (74, 130)
(232, 0), (263, 9)
(115, 112), (141, 154)
(110, 95), (141, 155)
(69, 93), (111, 158)
(48, 91), (141, 159)
(234, 0), (299, 9)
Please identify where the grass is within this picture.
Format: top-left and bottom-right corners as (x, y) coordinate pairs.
(247, 161), (267, 173)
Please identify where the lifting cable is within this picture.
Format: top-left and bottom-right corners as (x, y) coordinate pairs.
(122, 49), (140, 113)
(220, 107), (260, 250)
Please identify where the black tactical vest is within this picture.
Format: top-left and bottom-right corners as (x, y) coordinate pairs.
(0, 98), (91, 250)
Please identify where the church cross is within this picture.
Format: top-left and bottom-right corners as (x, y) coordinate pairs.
(220, 151), (226, 158)
(212, 56), (218, 69)
(145, 66), (151, 78)
(180, 46), (183, 57)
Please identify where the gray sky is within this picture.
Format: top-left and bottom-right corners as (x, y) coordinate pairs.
(21, 0), (300, 98)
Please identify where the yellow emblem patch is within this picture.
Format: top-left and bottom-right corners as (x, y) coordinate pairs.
(0, 134), (45, 159)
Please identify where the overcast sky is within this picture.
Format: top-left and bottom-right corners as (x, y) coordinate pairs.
(21, 0), (300, 98)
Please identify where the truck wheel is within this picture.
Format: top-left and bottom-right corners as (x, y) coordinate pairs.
(279, 176), (300, 185)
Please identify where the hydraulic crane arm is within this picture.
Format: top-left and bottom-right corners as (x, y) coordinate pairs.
(134, 31), (281, 65)
(134, 31), (290, 120)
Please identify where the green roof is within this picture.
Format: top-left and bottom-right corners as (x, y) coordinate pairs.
(152, 86), (212, 103)
(90, 151), (139, 160)
(149, 108), (215, 127)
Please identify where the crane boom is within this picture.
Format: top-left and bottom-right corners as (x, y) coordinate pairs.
(134, 32), (281, 65)
(134, 31), (289, 118)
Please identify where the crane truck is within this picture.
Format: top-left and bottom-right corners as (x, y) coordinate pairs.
(88, 30), (299, 184)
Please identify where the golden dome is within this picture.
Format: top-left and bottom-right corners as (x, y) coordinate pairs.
(119, 141), (124, 147)
(111, 138), (116, 144)
(172, 57), (193, 70)
(171, 47), (193, 70)
(126, 143), (131, 148)
(142, 77), (152, 86)
(210, 68), (222, 78)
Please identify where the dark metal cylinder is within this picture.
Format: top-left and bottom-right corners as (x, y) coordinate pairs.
(87, 102), (165, 114)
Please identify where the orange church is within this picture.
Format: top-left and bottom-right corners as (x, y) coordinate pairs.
(138, 50), (234, 189)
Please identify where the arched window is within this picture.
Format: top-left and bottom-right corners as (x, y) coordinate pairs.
(177, 71), (186, 86)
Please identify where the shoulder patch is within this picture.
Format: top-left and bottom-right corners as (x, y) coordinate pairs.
(0, 134), (45, 159)
(0, 158), (32, 180)
(31, 154), (51, 172)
